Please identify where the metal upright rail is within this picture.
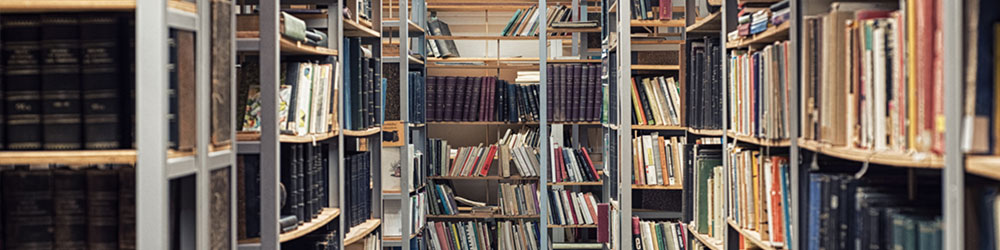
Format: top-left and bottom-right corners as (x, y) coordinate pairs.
(617, 0), (633, 247)
(136, 1), (170, 249)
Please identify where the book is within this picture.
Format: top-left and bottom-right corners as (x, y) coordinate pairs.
(40, 14), (82, 150)
(728, 41), (790, 141)
(428, 17), (460, 58)
(686, 38), (724, 130)
(3, 15), (44, 149)
(211, 0), (233, 146)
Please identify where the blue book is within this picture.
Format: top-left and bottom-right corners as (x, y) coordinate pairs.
(342, 38), (352, 129)
(780, 162), (793, 248)
(808, 174), (822, 250)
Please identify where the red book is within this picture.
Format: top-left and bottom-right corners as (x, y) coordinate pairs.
(581, 147), (601, 181)
(632, 217), (643, 250)
(480, 145), (497, 176)
(556, 147), (567, 182)
(565, 190), (579, 224)
(916, 0), (937, 152)
(597, 203), (610, 243)
(434, 222), (451, 250)
(769, 156), (785, 244)
(658, 0), (672, 20)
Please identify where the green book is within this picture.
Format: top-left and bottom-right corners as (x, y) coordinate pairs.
(502, 9), (524, 36)
(655, 223), (666, 250)
(697, 156), (721, 234)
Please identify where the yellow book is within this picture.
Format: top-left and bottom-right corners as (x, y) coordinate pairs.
(906, 0), (918, 150)
(631, 78), (648, 125)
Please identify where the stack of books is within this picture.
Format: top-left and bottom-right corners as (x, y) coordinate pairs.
(1, 166), (136, 249)
(497, 221), (540, 250)
(631, 218), (689, 250)
(728, 0), (788, 42)
(343, 38), (382, 130)
(425, 221), (495, 250)
(548, 141), (601, 183)
(427, 139), (452, 177)
(344, 151), (373, 232)
(428, 184), (459, 215)
(728, 41), (790, 140)
(630, 76), (683, 126)
(499, 183), (541, 216)
(631, 133), (685, 186)
(547, 189), (600, 225)
(727, 148), (791, 248)
(278, 143), (331, 230)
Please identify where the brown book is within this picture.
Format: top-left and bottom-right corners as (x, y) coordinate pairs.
(210, 168), (231, 250)
(657, 136), (670, 186)
(211, 0), (233, 146)
(176, 30), (197, 151)
(119, 167), (137, 250)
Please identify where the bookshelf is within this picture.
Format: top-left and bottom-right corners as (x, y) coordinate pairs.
(727, 219), (777, 250)
(687, 224), (724, 250)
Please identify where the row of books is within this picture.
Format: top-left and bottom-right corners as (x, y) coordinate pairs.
(241, 60), (337, 137)
(344, 151), (373, 232)
(726, 149), (790, 247)
(629, 0), (674, 21)
(806, 173), (942, 250)
(501, 5), (588, 37)
(728, 41), (791, 140)
(424, 221), (495, 250)
(384, 65), (423, 123)
(631, 218), (688, 250)
(427, 184), (459, 215)
(409, 191), (427, 236)
(727, 0), (788, 42)
(632, 133), (685, 186)
(499, 183), (541, 216)
(801, 2), (946, 154)
(546, 64), (603, 122)
(425, 75), (540, 123)
(1, 167), (136, 249)
(630, 76), (683, 126)
(497, 220), (541, 250)
(967, 186), (1000, 249)
(686, 37), (724, 130)
(1, 14), (135, 150)
(499, 128), (542, 177)
(279, 143), (330, 231)
(691, 147), (723, 242)
(547, 141), (600, 183)
(344, 37), (383, 130)
(547, 189), (599, 225)
(447, 144), (499, 177)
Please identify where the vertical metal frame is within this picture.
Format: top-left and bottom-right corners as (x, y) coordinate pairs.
(787, 0), (802, 248)
(720, 0), (735, 248)
(258, 0), (281, 249)
(617, 0), (633, 247)
(539, 0), (551, 247)
(137, 0), (170, 249)
(942, 0), (964, 248)
(399, 0), (412, 247)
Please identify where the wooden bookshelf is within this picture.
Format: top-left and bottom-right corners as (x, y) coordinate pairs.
(429, 175), (539, 181)
(238, 208), (341, 244)
(384, 18), (426, 35)
(631, 125), (687, 131)
(427, 57), (601, 63)
(967, 156), (1000, 181)
(631, 184), (682, 190)
(688, 128), (725, 136)
(343, 219), (382, 246)
(0, 0), (136, 13)
(633, 39), (686, 45)
(0, 149), (137, 165)
(549, 181), (603, 186)
(237, 31), (339, 56)
(344, 127), (382, 137)
(426, 213), (540, 219)
(632, 64), (681, 71)
(630, 19), (687, 28)
(236, 131), (340, 143)
(688, 224), (723, 250)
(686, 11), (722, 33)
(344, 18), (380, 37)
(727, 131), (791, 147)
(548, 224), (598, 228)
(548, 27), (602, 33)
(727, 219), (780, 250)
(725, 22), (790, 49)
(797, 139), (944, 169)
(427, 35), (575, 40)
(383, 231), (421, 242)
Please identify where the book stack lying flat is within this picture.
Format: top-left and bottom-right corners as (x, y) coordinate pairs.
(801, 2), (949, 155)
(727, 148), (791, 248)
(547, 188), (599, 225)
(728, 41), (790, 140)
(806, 173), (942, 250)
(1, 166), (136, 250)
(499, 183), (541, 216)
(425, 221), (495, 250)
(729, 0), (786, 42)
(497, 221), (541, 250)
(632, 133), (685, 186)
(548, 140), (600, 183)
(428, 184), (460, 215)
(630, 76), (682, 126)
(631, 218), (689, 250)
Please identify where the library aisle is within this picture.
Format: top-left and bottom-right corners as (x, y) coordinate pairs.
(0, 0), (992, 249)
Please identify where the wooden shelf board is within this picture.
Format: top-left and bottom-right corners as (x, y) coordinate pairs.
(727, 219), (781, 250)
(427, 213), (540, 219)
(238, 208), (341, 244)
(632, 64), (680, 71)
(237, 31), (338, 56)
(631, 19), (686, 27)
(632, 39), (686, 45)
(0, 149), (136, 165)
(688, 224), (723, 250)
(688, 128), (724, 136)
(383, 231), (420, 241)
(383, 18), (426, 34)
(344, 19), (380, 37)
(967, 156), (1000, 181)
(797, 139), (944, 169)
(344, 219), (382, 246)
(727, 131), (790, 147)
(548, 224), (598, 228)
(0, 0), (135, 13)
(631, 184), (682, 190)
(549, 181), (603, 186)
(427, 35), (575, 40)
(726, 22), (789, 49)
(547, 27), (602, 33)
(236, 130), (339, 143)
(631, 125), (687, 131)
(343, 127), (381, 137)
(429, 175), (539, 181)
(686, 11), (722, 33)
(167, 0), (196, 13)
(427, 57), (600, 63)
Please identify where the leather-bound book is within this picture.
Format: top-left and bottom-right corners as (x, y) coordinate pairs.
(426, 76), (438, 121)
(211, 0), (233, 146)
(3, 15), (43, 150)
(80, 14), (122, 149)
(87, 168), (120, 250)
(470, 76), (483, 121)
(546, 65), (554, 122)
(3, 169), (54, 249)
(41, 14), (82, 149)
(175, 30), (197, 151)
(119, 167), (137, 250)
(54, 168), (87, 249)
(210, 167), (231, 250)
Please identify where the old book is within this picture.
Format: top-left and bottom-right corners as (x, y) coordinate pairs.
(41, 14), (82, 149)
(88, 168), (120, 249)
(174, 29), (197, 151)
(428, 18), (460, 58)
(211, 0), (234, 146)
(119, 167), (137, 250)
(3, 14), (43, 150)
(502, 8), (524, 36)
(210, 168), (231, 250)
(3, 169), (54, 249)
(292, 62), (315, 136)
(54, 169), (87, 249)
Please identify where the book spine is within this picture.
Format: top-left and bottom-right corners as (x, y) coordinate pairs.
(3, 15), (44, 150)
(87, 168), (120, 250)
(119, 167), (137, 250)
(54, 169), (87, 249)
(41, 14), (82, 149)
(3, 170), (54, 249)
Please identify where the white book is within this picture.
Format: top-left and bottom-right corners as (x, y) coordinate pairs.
(292, 62), (314, 136)
(574, 192), (590, 224)
(641, 221), (654, 250)
(528, 148), (541, 176)
(650, 133), (664, 185)
(560, 190), (575, 224)
(550, 140), (559, 182)
(873, 21), (888, 151)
